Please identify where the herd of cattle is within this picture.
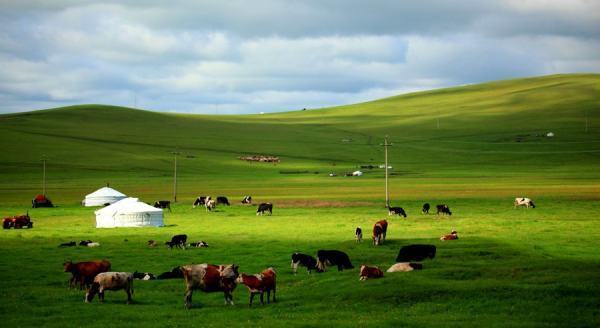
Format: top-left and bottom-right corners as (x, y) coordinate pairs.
(59, 196), (536, 307)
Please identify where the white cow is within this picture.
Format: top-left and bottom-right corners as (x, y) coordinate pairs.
(514, 197), (536, 208)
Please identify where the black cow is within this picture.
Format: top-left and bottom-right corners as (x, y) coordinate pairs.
(154, 200), (171, 212)
(59, 241), (76, 247)
(422, 203), (430, 214)
(355, 227), (363, 243)
(165, 234), (187, 249)
(256, 203), (273, 216)
(216, 196), (230, 206)
(316, 250), (354, 272)
(241, 196), (252, 204)
(388, 206), (407, 217)
(291, 253), (321, 274)
(436, 204), (452, 216)
(396, 244), (437, 262)
(156, 267), (183, 279)
(133, 271), (156, 280)
(193, 196), (208, 208)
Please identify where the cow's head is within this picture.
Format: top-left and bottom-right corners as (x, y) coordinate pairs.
(63, 261), (73, 272)
(529, 201), (536, 208)
(85, 282), (100, 303)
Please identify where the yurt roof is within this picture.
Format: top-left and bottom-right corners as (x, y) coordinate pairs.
(95, 198), (161, 216)
(86, 187), (126, 198)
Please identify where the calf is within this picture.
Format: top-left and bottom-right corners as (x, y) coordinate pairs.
(388, 206), (407, 217)
(181, 263), (239, 308)
(64, 259), (112, 290)
(133, 271), (156, 280)
(422, 203), (430, 214)
(440, 230), (459, 241)
(291, 253), (320, 274)
(386, 262), (423, 272)
(193, 196), (208, 208)
(436, 204), (452, 216)
(189, 241), (209, 248)
(514, 197), (535, 208)
(256, 203), (273, 216)
(154, 200), (171, 212)
(355, 227), (363, 243)
(205, 199), (216, 211)
(156, 266), (183, 279)
(165, 234), (187, 249)
(216, 196), (230, 206)
(316, 250), (354, 272)
(373, 220), (388, 246)
(359, 265), (384, 280)
(236, 267), (277, 306)
(85, 272), (134, 304)
(396, 245), (437, 262)
(241, 196), (252, 204)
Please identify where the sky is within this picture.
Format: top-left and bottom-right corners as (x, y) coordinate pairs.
(1, 0), (599, 114)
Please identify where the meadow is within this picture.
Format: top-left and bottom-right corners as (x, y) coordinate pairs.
(0, 74), (599, 327)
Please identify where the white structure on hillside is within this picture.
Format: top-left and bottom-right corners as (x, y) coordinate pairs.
(95, 198), (163, 228)
(83, 187), (127, 207)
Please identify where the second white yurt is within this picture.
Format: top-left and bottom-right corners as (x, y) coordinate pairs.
(83, 187), (127, 207)
(95, 198), (163, 228)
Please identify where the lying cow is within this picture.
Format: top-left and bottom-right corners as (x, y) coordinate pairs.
(79, 240), (93, 246)
(316, 250), (354, 272)
(166, 234), (187, 249)
(422, 203), (430, 214)
(181, 263), (239, 309)
(291, 253), (321, 274)
(355, 227), (363, 243)
(359, 265), (384, 280)
(156, 266), (183, 279)
(387, 206), (407, 217)
(514, 197), (535, 208)
(216, 196), (230, 206)
(440, 230), (459, 241)
(189, 241), (209, 248)
(241, 196), (252, 204)
(205, 199), (216, 211)
(256, 203), (273, 216)
(59, 241), (76, 247)
(133, 271), (156, 280)
(373, 220), (388, 246)
(64, 259), (111, 290)
(85, 272), (134, 304)
(396, 245), (437, 262)
(192, 196), (209, 208)
(236, 267), (277, 306)
(436, 204), (452, 216)
(386, 262), (423, 272)
(154, 200), (171, 212)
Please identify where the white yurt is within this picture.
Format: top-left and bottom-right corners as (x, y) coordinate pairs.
(95, 198), (163, 228)
(83, 187), (127, 207)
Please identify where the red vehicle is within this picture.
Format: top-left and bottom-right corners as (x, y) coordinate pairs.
(3, 213), (33, 229)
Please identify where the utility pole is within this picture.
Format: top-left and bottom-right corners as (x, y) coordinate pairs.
(172, 149), (181, 203)
(381, 136), (393, 208)
(42, 156), (46, 196)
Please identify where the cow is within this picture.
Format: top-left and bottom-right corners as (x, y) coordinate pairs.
(256, 203), (273, 216)
(147, 240), (157, 247)
(373, 220), (388, 246)
(189, 241), (209, 248)
(387, 206), (407, 217)
(216, 196), (230, 206)
(514, 197), (535, 208)
(133, 271), (156, 280)
(193, 196), (208, 208)
(396, 245), (437, 262)
(422, 203), (430, 214)
(165, 234), (187, 249)
(236, 267), (277, 306)
(241, 196), (252, 204)
(359, 265), (384, 280)
(59, 241), (76, 247)
(436, 204), (452, 216)
(355, 227), (363, 243)
(291, 253), (321, 274)
(154, 200), (171, 212)
(85, 272), (134, 304)
(79, 240), (93, 246)
(316, 250), (354, 272)
(86, 242), (100, 247)
(181, 263), (239, 309)
(440, 230), (459, 241)
(205, 199), (216, 212)
(156, 266), (183, 279)
(64, 259), (112, 290)
(386, 262), (423, 272)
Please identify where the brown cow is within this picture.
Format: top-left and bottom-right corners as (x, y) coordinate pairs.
(236, 267), (277, 306)
(181, 263), (239, 309)
(359, 265), (384, 280)
(85, 272), (134, 304)
(373, 220), (388, 246)
(64, 260), (111, 290)
(440, 230), (459, 241)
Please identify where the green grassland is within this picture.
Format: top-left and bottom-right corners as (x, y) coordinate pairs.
(0, 74), (599, 327)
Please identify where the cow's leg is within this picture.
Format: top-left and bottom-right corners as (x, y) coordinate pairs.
(338, 264), (343, 271)
(99, 291), (104, 303)
(126, 288), (132, 304)
(184, 288), (193, 309)
(260, 292), (264, 305)
(224, 291), (234, 305)
(291, 261), (298, 274)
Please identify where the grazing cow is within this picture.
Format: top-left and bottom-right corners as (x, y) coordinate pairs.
(165, 234), (187, 249)
(216, 196), (230, 206)
(236, 267), (277, 306)
(256, 203), (273, 216)
(514, 197), (535, 209)
(355, 227), (363, 243)
(189, 241), (209, 248)
(205, 199), (216, 211)
(154, 200), (171, 212)
(241, 196), (252, 204)
(436, 204), (452, 216)
(388, 206), (407, 217)
(316, 250), (354, 272)
(156, 266), (183, 279)
(386, 262), (423, 272)
(59, 241), (76, 247)
(133, 271), (156, 280)
(359, 265), (384, 280)
(396, 245), (437, 262)
(372, 220), (388, 246)
(291, 253), (321, 274)
(85, 272), (134, 304)
(193, 196), (209, 208)
(147, 240), (157, 247)
(64, 259), (112, 290)
(181, 263), (239, 309)
(422, 203), (430, 214)
(440, 230), (459, 241)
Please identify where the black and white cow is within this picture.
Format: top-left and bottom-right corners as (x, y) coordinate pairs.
(154, 200), (171, 212)
(193, 196), (208, 208)
(241, 196), (252, 204)
(316, 250), (354, 272)
(256, 203), (273, 216)
(166, 234), (187, 249)
(355, 227), (363, 243)
(396, 244), (437, 262)
(514, 197), (535, 208)
(388, 206), (407, 217)
(291, 253), (321, 274)
(436, 204), (452, 216)
(133, 271), (156, 280)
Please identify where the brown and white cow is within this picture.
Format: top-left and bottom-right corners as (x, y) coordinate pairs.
(440, 230), (459, 241)
(514, 197), (535, 208)
(373, 220), (388, 246)
(85, 272), (134, 304)
(386, 262), (423, 272)
(236, 267), (277, 306)
(64, 260), (111, 290)
(181, 263), (239, 309)
(205, 199), (216, 212)
(359, 265), (384, 280)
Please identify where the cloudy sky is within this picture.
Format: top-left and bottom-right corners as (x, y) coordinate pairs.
(1, 0), (599, 114)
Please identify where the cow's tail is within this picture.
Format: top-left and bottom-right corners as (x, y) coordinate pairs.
(130, 275), (134, 295)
